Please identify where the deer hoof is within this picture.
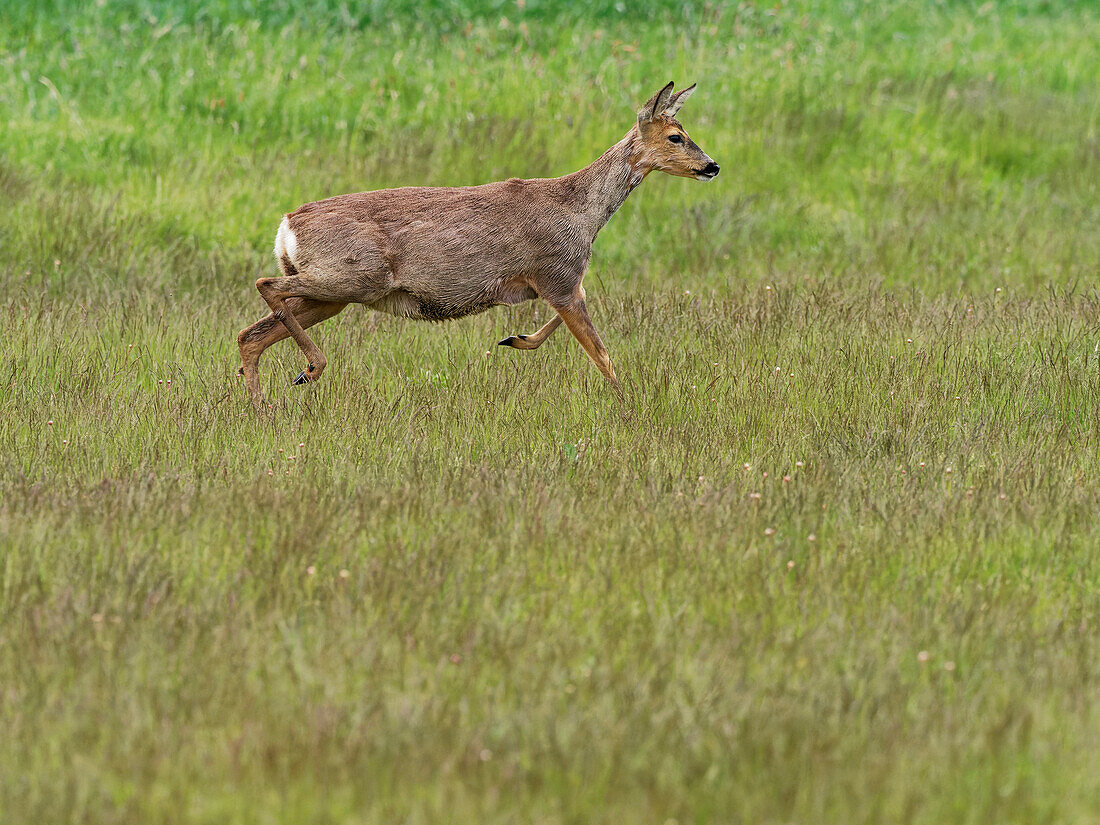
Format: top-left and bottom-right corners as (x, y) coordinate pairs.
(497, 335), (527, 347)
(292, 362), (318, 385)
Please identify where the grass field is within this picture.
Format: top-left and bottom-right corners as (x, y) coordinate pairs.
(2, 1), (1100, 822)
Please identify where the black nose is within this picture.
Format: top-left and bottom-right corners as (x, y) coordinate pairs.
(703, 162), (720, 177)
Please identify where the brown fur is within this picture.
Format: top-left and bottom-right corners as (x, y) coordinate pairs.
(237, 82), (717, 406)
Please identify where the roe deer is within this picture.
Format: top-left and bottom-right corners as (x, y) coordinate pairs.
(237, 81), (718, 406)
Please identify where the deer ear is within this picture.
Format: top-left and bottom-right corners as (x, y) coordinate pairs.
(639, 81), (675, 123)
(663, 83), (696, 117)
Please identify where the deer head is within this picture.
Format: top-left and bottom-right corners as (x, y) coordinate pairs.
(633, 81), (719, 182)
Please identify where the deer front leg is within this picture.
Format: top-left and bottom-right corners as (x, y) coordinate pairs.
(551, 289), (620, 391)
(497, 315), (563, 350)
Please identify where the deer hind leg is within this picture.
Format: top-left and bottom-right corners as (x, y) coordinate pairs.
(497, 315), (563, 350)
(238, 297), (347, 405)
(551, 289), (621, 393)
(254, 276), (347, 385)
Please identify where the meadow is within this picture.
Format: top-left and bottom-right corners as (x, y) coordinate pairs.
(2, 0), (1099, 822)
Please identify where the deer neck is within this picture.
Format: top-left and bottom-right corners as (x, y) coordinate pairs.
(570, 128), (651, 240)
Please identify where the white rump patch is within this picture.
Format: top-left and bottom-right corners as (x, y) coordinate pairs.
(273, 216), (299, 265)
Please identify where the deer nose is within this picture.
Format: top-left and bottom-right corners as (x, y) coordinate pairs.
(703, 162), (720, 177)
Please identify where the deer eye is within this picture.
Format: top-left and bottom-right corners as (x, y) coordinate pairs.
(667, 134), (683, 144)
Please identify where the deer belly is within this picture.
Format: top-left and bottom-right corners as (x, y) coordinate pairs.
(368, 288), (497, 322)
(498, 283), (538, 305)
(370, 280), (537, 321)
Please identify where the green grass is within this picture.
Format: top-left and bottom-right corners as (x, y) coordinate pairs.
(2, 1), (1100, 822)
